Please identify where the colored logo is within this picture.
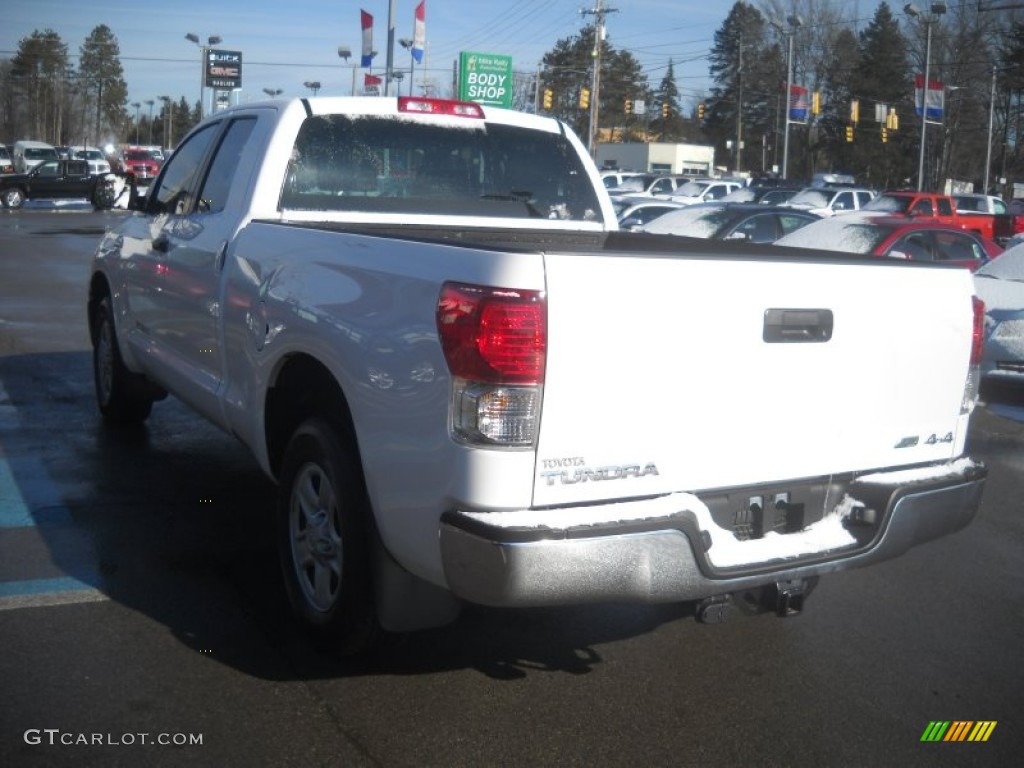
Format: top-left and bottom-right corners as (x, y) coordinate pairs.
(921, 721), (996, 742)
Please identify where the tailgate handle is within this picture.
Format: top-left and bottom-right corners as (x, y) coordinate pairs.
(763, 308), (833, 343)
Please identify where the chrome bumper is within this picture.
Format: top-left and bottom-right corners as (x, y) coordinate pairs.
(439, 466), (986, 607)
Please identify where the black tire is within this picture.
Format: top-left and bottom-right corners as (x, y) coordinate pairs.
(92, 179), (116, 210)
(277, 418), (377, 654)
(92, 295), (154, 423)
(2, 188), (25, 209)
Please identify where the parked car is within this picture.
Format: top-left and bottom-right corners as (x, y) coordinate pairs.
(617, 199), (685, 230)
(861, 191), (959, 226)
(774, 213), (1002, 271)
(119, 147), (162, 181)
(782, 186), (876, 216)
(12, 140), (58, 173)
(600, 170), (645, 189)
(973, 242), (1024, 386)
(612, 174), (692, 199)
(68, 145), (111, 175)
(605, 173), (658, 195)
(0, 158), (118, 209)
(0, 144), (14, 175)
(717, 184), (803, 206)
(667, 178), (743, 205)
(639, 203), (821, 243)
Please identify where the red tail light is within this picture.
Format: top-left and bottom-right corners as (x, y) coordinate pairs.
(437, 282), (546, 385)
(971, 295), (985, 367)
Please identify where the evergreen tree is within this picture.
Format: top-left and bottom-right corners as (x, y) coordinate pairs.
(707, 2), (779, 172)
(540, 24), (648, 144)
(10, 30), (69, 142)
(78, 25), (128, 147)
(853, 2), (914, 188)
(654, 60), (682, 141)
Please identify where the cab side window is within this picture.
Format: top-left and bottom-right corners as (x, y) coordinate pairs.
(147, 123), (218, 215)
(196, 118), (257, 214)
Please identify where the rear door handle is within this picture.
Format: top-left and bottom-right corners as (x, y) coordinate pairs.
(763, 308), (833, 343)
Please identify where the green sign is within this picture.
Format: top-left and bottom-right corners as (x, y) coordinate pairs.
(458, 51), (513, 108)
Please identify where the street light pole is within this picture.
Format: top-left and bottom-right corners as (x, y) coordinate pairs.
(160, 96), (172, 148)
(904, 3), (946, 191)
(776, 15), (802, 180)
(338, 47), (355, 96)
(185, 33), (223, 119)
(399, 39), (415, 96)
(145, 100), (155, 144)
(131, 102), (141, 144)
(984, 65), (996, 194)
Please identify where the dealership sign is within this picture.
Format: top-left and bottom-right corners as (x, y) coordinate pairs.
(458, 52), (512, 108)
(205, 50), (242, 90)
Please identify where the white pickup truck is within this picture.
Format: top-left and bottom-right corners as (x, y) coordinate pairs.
(88, 96), (987, 652)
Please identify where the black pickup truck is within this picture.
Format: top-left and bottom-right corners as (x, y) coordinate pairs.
(0, 158), (118, 209)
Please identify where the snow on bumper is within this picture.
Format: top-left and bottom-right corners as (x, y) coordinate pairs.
(439, 459), (986, 607)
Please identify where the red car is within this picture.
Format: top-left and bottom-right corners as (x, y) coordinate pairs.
(120, 147), (162, 181)
(774, 214), (1003, 271)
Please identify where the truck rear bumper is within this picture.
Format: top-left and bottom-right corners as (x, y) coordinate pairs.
(439, 461), (986, 607)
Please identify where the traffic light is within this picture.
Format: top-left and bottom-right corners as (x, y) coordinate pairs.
(579, 87), (590, 110)
(662, 102), (669, 118)
(886, 108), (899, 131)
(624, 97), (633, 115)
(881, 127), (888, 143)
(812, 91), (821, 115)
(697, 102), (705, 121)
(850, 99), (860, 124)
(542, 88), (553, 110)
(845, 125), (854, 143)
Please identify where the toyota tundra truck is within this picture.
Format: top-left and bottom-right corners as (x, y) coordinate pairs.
(88, 96), (987, 652)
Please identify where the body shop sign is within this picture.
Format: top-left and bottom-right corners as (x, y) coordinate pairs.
(205, 50), (242, 89)
(459, 52), (512, 108)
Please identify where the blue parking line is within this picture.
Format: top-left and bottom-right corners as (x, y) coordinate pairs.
(0, 575), (98, 597)
(0, 456), (72, 527)
(0, 457), (34, 527)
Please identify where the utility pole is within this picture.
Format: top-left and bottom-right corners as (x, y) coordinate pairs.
(580, 0), (617, 158)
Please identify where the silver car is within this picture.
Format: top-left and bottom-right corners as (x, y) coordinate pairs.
(973, 244), (1024, 386)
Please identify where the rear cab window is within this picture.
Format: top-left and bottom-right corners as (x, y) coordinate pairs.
(280, 114), (603, 223)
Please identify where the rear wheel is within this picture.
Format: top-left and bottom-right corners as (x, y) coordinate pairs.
(92, 178), (117, 210)
(278, 418), (377, 654)
(92, 295), (154, 423)
(2, 188), (25, 209)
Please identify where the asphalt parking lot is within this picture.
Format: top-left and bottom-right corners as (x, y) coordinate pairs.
(1, 208), (1022, 767)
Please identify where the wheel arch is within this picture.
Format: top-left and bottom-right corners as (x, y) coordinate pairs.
(264, 353), (361, 482)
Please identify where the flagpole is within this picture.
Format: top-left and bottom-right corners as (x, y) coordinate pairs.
(386, 0), (396, 96)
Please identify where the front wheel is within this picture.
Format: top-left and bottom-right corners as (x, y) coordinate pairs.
(278, 418), (377, 654)
(92, 295), (154, 423)
(2, 188), (25, 209)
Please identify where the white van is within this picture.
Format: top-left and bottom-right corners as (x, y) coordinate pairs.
(13, 140), (59, 173)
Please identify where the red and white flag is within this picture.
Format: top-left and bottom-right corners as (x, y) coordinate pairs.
(361, 10), (374, 68)
(914, 75), (944, 120)
(412, 1), (426, 64)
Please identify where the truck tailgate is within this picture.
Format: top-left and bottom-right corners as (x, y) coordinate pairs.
(533, 250), (976, 507)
